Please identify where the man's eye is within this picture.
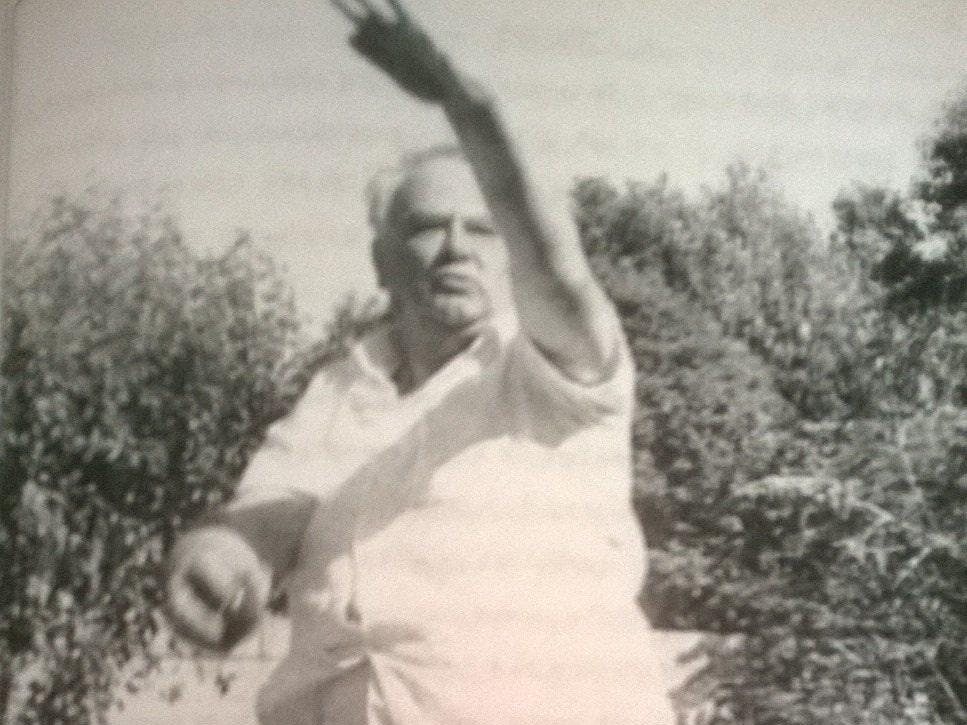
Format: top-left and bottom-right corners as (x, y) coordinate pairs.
(465, 222), (496, 236)
(407, 222), (445, 237)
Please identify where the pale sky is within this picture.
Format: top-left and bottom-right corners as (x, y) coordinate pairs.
(8, 0), (967, 323)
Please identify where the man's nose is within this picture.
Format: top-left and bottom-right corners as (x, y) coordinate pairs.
(441, 216), (471, 257)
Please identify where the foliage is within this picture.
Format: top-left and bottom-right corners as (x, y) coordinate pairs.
(918, 89), (967, 230)
(863, 88), (967, 312)
(829, 179), (966, 413)
(0, 196), (305, 724)
(600, 267), (792, 624)
(574, 117), (967, 721)
(674, 412), (967, 725)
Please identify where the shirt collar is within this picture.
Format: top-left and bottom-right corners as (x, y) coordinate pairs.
(349, 312), (519, 394)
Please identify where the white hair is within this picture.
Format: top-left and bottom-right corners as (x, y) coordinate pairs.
(366, 144), (465, 234)
(367, 144), (465, 287)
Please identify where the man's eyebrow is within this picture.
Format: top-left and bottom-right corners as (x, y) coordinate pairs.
(463, 216), (495, 232)
(403, 211), (495, 232)
(404, 211), (449, 228)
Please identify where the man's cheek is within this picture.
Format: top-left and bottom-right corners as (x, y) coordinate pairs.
(392, 260), (429, 292)
(486, 249), (510, 282)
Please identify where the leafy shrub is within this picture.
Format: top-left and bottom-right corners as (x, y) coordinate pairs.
(575, 144), (967, 721)
(600, 267), (791, 624)
(0, 196), (304, 724)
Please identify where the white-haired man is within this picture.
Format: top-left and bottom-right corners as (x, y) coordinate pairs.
(166, 2), (674, 722)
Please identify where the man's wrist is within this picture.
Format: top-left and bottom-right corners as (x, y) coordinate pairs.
(170, 525), (259, 575)
(439, 60), (497, 116)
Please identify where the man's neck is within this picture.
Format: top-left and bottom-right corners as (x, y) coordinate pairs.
(390, 309), (480, 395)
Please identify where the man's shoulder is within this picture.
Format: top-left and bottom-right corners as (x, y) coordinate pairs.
(274, 316), (393, 418)
(262, 344), (355, 430)
(507, 331), (634, 413)
(298, 345), (356, 397)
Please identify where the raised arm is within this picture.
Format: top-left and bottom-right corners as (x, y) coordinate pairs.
(333, 0), (624, 384)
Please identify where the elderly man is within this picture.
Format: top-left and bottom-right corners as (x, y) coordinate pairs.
(165, 1), (674, 722)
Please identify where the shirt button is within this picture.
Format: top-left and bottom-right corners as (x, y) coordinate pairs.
(345, 600), (362, 624)
(348, 390), (375, 423)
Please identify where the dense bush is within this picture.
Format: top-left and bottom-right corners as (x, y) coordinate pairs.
(574, 112), (967, 721)
(0, 197), (306, 724)
(918, 89), (967, 233)
(599, 267), (792, 624)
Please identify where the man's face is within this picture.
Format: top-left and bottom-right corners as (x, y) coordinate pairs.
(379, 157), (511, 332)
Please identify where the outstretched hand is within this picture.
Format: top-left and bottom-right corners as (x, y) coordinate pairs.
(331, 0), (453, 102)
(165, 528), (269, 652)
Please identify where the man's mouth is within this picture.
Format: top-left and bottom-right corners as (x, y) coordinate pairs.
(429, 266), (480, 293)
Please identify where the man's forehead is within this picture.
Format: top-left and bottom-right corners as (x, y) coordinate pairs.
(395, 158), (489, 218)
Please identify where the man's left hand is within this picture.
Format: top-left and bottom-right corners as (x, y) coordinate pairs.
(331, 0), (452, 103)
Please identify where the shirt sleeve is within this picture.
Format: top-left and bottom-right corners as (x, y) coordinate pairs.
(504, 330), (635, 445)
(231, 370), (346, 507)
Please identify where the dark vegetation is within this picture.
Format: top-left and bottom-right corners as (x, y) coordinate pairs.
(573, 93), (967, 723)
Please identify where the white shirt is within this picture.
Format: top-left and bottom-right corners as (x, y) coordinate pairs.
(234, 316), (674, 724)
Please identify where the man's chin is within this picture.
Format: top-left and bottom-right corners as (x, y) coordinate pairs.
(429, 298), (491, 332)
